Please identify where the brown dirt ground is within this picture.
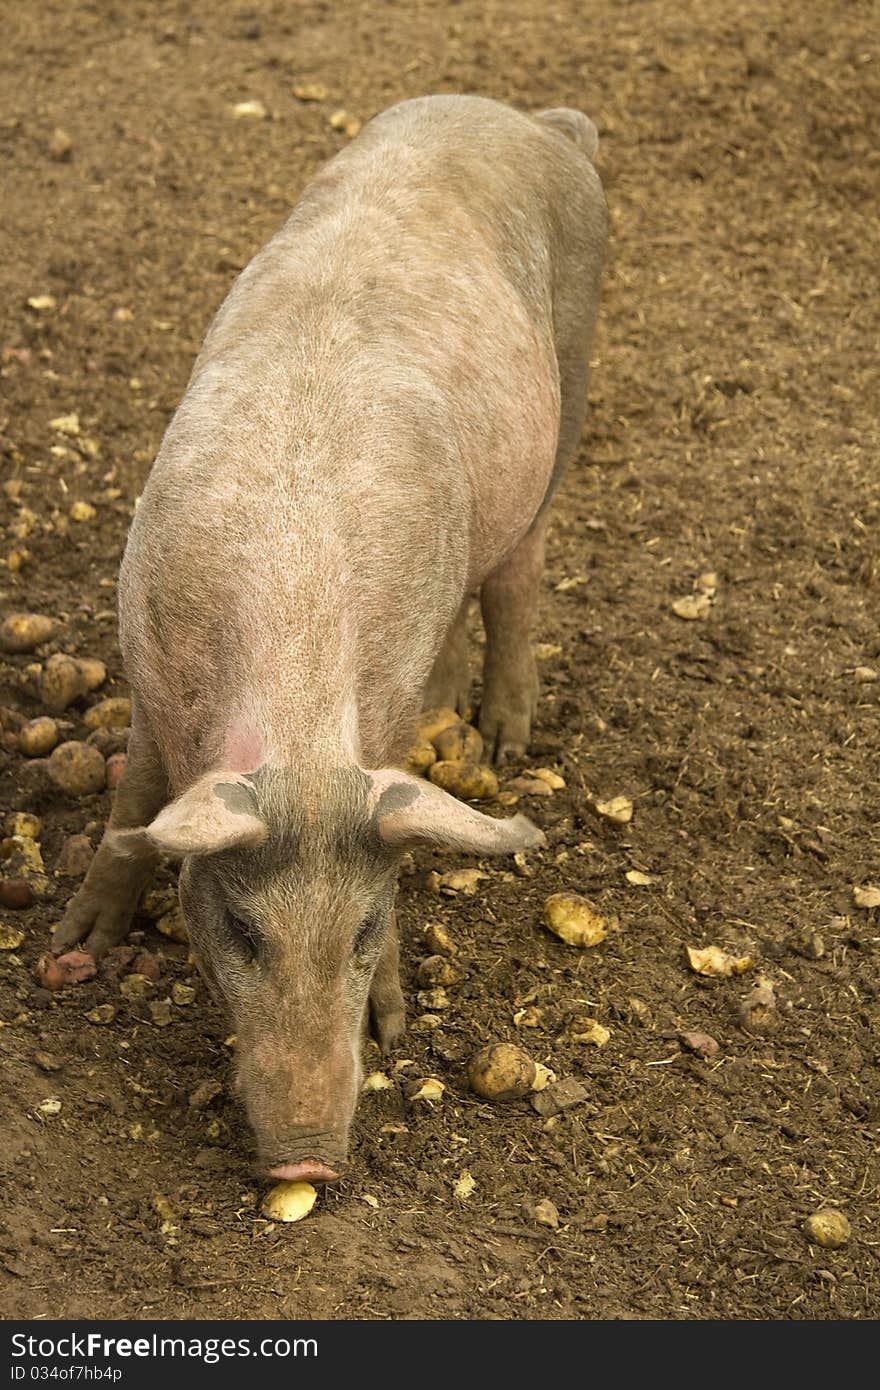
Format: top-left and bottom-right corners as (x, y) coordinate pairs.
(1, 0), (879, 1322)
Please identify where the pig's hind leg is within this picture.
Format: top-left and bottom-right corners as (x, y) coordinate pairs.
(478, 517), (547, 763)
(422, 597), (472, 718)
(52, 713), (168, 958)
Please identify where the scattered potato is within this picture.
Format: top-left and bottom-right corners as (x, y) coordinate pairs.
(149, 1000), (173, 1027)
(625, 869), (655, 886)
(417, 707), (459, 743)
(428, 759), (498, 801)
(18, 717), (59, 757)
(531, 767), (566, 790)
(416, 955), (459, 988)
(76, 657), (107, 691)
(47, 741), (106, 796)
(803, 1208), (851, 1249)
(362, 1071), (394, 1093)
(433, 868), (487, 895)
(671, 593), (711, 621)
(424, 922), (457, 956)
(292, 82), (329, 101)
(514, 1005), (543, 1028)
(568, 1017), (611, 1046)
(86, 1004), (117, 1025)
(172, 983), (196, 1006)
(686, 945), (754, 978)
(0, 612), (56, 653)
(508, 775), (553, 797)
(531, 1063), (557, 1092)
(432, 721), (484, 763)
(232, 99), (268, 119)
(468, 1042), (536, 1101)
(261, 1181), (318, 1223)
(156, 908), (188, 942)
(6, 812), (41, 838)
(70, 501), (96, 523)
(0, 879), (35, 910)
(453, 1171), (476, 1200)
(0, 922), (25, 950)
(84, 697), (132, 731)
(36, 950), (97, 990)
(119, 973), (153, 1001)
(404, 739), (437, 776)
(852, 884), (880, 909)
(416, 986), (451, 1010)
(543, 893), (608, 948)
(406, 1076), (445, 1102)
(594, 795), (633, 825)
(41, 654), (88, 713)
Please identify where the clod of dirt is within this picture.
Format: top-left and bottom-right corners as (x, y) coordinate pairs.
(172, 983), (196, 1005)
(261, 1181), (317, 1223)
(50, 412), (80, 436)
(803, 1208), (851, 1249)
(594, 795), (634, 825)
(106, 752), (127, 789)
(84, 697), (132, 731)
(678, 1030), (720, 1060)
(0, 612), (56, 653)
(188, 1079), (223, 1109)
(232, 100), (267, 119)
(737, 978), (778, 1034)
(852, 885), (880, 909)
(417, 707), (459, 743)
(530, 1077), (588, 1117)
(428, 760), (498, 801)
(468, 1042), (536, 1101)
(568, 1017), (610, 1046)
(416, 955), (460, 988)
(453, 1171), (476, 1199)
(543, 892), (608, 948)
(0, 922), (25, 950)
(514, 1005), (543, 1028)
(47, 741), (106, 795)
(686, 945), (754, 977)
(54, 833), (94, 878)
(523, 1197), (559, 1229)
(671, 593), (712, 621)
(406, 1077), (445, 1103)
(405, 739), (436, 775)
(38, 1098), (62, 1117)
(85, 1004), (117, 1025)
(432, 722), (483, 763)
(411, 1013), (442, 1032)
(48, 128), (73, 160)
(149, 1000), (173, 1026)
(18, 717), (60, 757)
(292, 82), (329, 101)
(626, 869), (656, 887)
(69, 501), (96, 523)
(40, 654), (88, 712)
(424, 922), (457, 956)
(852, 666), (878, 683)
(0, 879), (35, 910)
(34, 1050), (63, 1072)
(432, 868), (487, 896)
(6, 812), (41, 839)
(36, 950), (96, 989)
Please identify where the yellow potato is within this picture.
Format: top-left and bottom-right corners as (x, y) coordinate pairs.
(404, 739), (437, 776)
(18, 717), (59, 757)
(432, 721), (484, 763)
(41, 654), (88, 713)
(0, 612), (56, 653)
(84, 697), (132, 731)
(261, 1181), (318, 1223)
(428, 760), (498, 801)
(47, 741), (106, 796)
(416, 706), (460, 744)
(468, 1043), (536, 1101)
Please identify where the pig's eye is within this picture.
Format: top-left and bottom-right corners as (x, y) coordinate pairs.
(225, 912), (261, 961)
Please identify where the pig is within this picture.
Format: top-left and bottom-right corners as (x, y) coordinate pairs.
(53, 94), (607, 1182)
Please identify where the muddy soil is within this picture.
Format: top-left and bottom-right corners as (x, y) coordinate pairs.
(1, 0), (878, 1321)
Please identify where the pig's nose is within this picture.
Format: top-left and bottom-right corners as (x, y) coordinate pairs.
(266, 1160), (341, 1184)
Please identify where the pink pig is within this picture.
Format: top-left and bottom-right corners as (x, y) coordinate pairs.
(55, 95), (607, 1180)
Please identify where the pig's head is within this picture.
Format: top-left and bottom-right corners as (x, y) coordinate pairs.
(114, 763), (543, 1181)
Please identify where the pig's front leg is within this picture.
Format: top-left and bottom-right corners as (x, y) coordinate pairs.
(52, 714), (168, 958)
(422, 598), (472, 718)
(368, 909), (405, 1052)
(479, 517), (547, 763)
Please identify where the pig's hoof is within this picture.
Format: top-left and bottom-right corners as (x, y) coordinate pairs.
(479, 707), (532, 766)
(52, 892), (133, 960)
(370, 1001), (406, 1054)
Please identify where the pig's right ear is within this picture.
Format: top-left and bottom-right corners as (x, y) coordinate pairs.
(367, 769), (546, 855)
(110, 771), (267, 859)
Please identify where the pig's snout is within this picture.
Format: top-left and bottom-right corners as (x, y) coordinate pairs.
(266, 1159), (341, 1184)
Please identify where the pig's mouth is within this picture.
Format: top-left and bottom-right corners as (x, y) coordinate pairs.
(265, 1160), (342, 1184)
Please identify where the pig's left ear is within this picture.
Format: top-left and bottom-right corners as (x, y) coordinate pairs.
(112, 771), (267, 859)
(368, 770), (545, 855)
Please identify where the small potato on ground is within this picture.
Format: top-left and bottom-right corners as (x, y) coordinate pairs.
(428, 760), (498, 801)
(18, 717), (59, 757)
(261, 1181), (318, 1223)
(468, 1043), (536, 1102)
(47, 741), (106, 796)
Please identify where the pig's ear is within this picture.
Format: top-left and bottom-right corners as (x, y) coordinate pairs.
(368, 770), (545, 855)
(114, 771), (268, 859)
